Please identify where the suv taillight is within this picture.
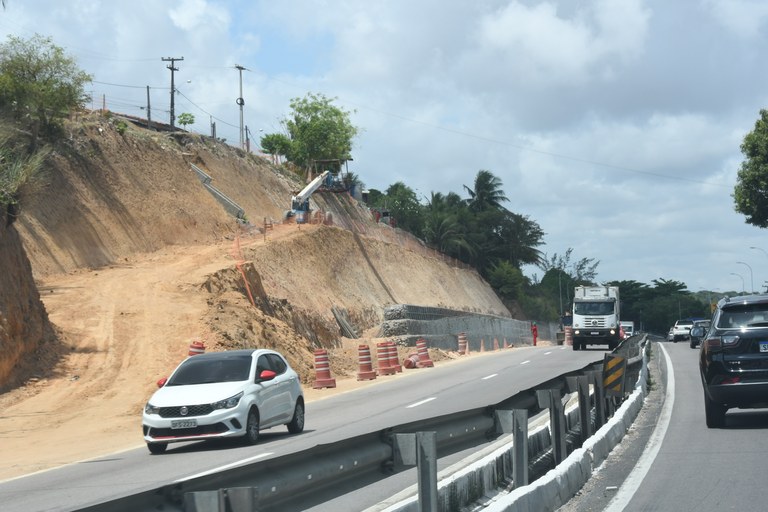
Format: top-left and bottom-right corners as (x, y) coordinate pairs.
(705, 335), (740, 350)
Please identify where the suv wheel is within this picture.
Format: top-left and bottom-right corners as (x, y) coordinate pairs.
(704, 394), (726, 428)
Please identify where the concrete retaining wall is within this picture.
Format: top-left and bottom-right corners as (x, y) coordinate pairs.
(382, 304), (561, 350)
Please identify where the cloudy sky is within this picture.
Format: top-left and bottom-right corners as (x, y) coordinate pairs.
(2, 0), (768, 296)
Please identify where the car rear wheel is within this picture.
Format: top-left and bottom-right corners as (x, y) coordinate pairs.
(245, 408), (260, 444)
(147, 442), (167, 455)
(704, 393), (726, 428)
(287, 400), (305, 434)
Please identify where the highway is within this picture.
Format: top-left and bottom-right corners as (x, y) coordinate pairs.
(0, 345), (601, 512)
(612, 340), (768, 511)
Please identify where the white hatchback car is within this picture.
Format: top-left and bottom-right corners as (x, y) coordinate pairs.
(142, 349), (305, 454)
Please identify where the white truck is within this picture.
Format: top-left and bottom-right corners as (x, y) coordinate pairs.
(620, 320), (635, 338)
(572, 285), (622, 351)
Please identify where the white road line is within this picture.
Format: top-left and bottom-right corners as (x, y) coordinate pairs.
(175, 452), (273, 482)
(520, 360), (531, 365)
(604, 342), (675, 511)
(406, 397), (436, 408)
(482, 373), (498, 380)
(544, 351), (553, 355)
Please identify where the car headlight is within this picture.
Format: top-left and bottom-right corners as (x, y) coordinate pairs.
(144, 403), (160, 415)
(212, 391), (244, 410)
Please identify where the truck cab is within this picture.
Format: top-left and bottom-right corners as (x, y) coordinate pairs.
(572, 286), (621, 351)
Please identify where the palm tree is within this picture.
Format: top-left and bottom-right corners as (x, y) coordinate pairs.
(464, 170), (508, 212)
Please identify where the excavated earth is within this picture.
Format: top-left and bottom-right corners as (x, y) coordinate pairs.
(0, 112), (515, 480)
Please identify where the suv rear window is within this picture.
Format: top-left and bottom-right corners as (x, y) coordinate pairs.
(717, 304), (768, 329)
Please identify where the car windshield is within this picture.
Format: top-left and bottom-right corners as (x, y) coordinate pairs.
(717, 304), (768, 329)
(574, 301), (615, 315)
(168, 356), (252, 385)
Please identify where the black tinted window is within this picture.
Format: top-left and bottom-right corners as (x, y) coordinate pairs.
(267, 354), (288, 375)
(717, 304), (768, 328)
(169, 356), (251, 385)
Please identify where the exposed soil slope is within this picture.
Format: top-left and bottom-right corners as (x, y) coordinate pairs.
(0, 112), (510, 480)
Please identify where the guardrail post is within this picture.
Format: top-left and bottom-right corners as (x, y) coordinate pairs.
(512, 409), (529, 488)
(591, 370), (606, 428)
(184, 487), (258, 512)
(393, 432), (438, 512)
(493, 408), (530, 488)
(567, 375), (592, 442)
(184, 490), (222, 512)
(537, 389), (566, 464)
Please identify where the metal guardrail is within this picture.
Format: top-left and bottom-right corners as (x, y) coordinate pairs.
(78, 338), (648, 512)
(190, 164), (246, 220)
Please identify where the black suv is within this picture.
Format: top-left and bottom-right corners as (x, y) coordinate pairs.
(700, 294), (768, 427)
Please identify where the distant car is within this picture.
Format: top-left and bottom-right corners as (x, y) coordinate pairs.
(672, 319), (694, 342)
(700, 294), (768, 428)
(142, 349), (305, 454)
(689, 319), (711, 348)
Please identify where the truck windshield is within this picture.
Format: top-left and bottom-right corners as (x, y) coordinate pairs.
(574, 301), (615, 315)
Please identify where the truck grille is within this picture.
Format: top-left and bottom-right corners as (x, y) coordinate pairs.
(584, 317), (606, 328)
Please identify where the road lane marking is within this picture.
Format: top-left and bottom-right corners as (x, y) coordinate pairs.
(175, 452), (273, 482)
(544, 351), (553, 355)
(406, 397), (436, 408)
(482, 373), (498, 380)
(604, 342), (674, 511)
(520, 360), (531, 365)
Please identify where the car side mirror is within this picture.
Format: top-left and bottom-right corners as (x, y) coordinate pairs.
(156, 377), (168, 388)
(258, 370), (277, 382)
(691, 327), (704, 337)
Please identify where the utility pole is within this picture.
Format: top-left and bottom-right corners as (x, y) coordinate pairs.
(145, 86), (152, 130)
(235, 64), (246, 150)
(162, 56), (183, 128)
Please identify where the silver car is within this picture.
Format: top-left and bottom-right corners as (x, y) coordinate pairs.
(142, 349), (305, 454)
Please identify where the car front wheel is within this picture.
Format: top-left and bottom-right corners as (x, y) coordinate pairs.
(245, 408), (260, 444)
(147, 442), (167, 455)
(287, 400), (305, 434)
(704, 393), (726, 428)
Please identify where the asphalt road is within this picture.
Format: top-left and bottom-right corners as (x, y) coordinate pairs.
(0, 345), (602, 512)
(560, 338), (768, 512)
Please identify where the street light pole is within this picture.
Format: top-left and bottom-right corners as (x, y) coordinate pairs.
(736, 261), (754, 293)
(731, 272), (745, 293)
(750, 246), (768, 259)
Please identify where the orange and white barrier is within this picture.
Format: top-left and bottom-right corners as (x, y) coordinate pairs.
(312, 349), (337, 389)
(188, 340), (205, 356)
(356, 344), (377, 381)
(377, 342), (396, 376)
(416, 338), (434, 368)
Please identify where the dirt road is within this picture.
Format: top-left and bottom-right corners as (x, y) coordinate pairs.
(0, 226), (317, 480)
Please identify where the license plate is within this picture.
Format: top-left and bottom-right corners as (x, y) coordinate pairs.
(590, 332), (600, 336)
(171, 419), (197, 429)
(760, 342), (768, 353)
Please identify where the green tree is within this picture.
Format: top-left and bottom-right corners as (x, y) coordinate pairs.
(486, 260), (525, 302)
(0, 34), (92, 143)
(282, 92), (358, 175)
(383, 181), (423, 236)
(464, 169), (508, 212)
(260, 132), (292, 164)
(734, 109), (768, 227)
(177, 112), (194, 128)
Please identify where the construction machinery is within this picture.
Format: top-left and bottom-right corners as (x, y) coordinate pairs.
(287, 171), (331, 222)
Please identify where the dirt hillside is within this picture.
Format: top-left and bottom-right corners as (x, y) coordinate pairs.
(0, 112), (511, 480)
